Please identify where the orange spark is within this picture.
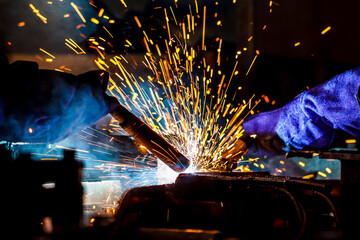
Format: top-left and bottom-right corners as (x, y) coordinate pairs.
(91, 18), (99, 24)
(202, 6), (206, 50)
(321, 26), (331, 35)
(134, 16), (142, 28)
(71, 2), (86, 23)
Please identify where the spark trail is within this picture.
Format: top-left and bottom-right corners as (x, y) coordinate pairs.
(92, 3), (261, 172)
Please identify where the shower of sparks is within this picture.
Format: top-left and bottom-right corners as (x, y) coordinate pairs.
(7, 0), (337, 197)
(91, 5), (263, 173)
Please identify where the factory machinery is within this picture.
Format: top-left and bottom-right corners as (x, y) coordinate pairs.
(2, 104), (360, 239)
(3, 146), (360, 239)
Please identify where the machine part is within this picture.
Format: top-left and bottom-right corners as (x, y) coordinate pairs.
(111, 105), (190, 172)
(1, 148), (83, 237)
(112, 172), (338, 240)
(286, 149), (360, 238)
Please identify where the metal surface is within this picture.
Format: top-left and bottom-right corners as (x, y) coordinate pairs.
(111, 105), (190, 172)
(113, 172), (338, 239)
(0, 146), (347, 239)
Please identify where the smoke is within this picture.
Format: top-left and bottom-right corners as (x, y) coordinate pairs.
(0, 59), (112, 143)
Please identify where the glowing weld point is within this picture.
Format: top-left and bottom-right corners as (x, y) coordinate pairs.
(28, 128), (33, 134)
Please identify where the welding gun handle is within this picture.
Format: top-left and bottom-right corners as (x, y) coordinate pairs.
(111, 105), (190, 172)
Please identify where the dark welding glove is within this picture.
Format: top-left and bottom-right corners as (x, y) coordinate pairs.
(225, 67), (360, 158)
(273, 67), (360, 151)
(0, 59), (119, 143)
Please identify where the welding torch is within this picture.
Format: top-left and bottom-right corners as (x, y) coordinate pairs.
(111, 104), (190, 172)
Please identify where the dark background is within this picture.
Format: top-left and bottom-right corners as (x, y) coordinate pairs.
(1, 0), (360, 112)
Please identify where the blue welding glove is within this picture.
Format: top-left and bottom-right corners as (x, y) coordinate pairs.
(0, 58), (119, 143)
(243, 67), (360, 153)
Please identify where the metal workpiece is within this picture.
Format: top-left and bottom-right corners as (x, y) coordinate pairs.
(111, 105), (190, 172)
(113, 171), (338, 240)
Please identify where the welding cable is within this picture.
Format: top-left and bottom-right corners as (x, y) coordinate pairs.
(313, 191), (340, 228)
(275, 187), (307, 240)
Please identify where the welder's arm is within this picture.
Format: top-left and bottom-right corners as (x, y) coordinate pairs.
(241, 67), (360, 154)
(0, 57), (119, 143)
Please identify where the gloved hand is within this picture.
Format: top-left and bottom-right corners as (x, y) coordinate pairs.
(274, 67), (360, 151)
(223, 67), (360, 159)
(0, 60), (119, 143)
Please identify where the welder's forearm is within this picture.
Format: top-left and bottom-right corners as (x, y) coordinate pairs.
(0, 58), (116, 143)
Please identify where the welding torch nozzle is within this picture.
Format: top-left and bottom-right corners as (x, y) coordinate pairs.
(111, 105), (190, 172)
